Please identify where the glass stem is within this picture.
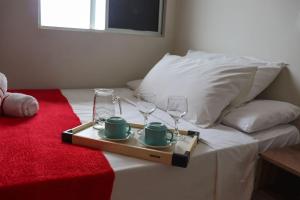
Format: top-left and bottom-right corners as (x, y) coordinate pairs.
(174, 119), (179, 135)
(144, 115), (148, 127)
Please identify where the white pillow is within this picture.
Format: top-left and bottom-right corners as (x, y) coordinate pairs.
(185, 50), (284, 103)
(126, 79), (142, 90)
(136, 54), (257, 127)
(222, 100), (300, 133)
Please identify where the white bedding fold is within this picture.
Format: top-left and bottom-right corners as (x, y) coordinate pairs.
(0, 72), (7, 101)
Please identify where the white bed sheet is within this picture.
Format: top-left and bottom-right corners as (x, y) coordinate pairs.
(251, 124), (299, 152)
(61, 88), (299, 200)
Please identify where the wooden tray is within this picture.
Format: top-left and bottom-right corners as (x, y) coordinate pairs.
(62, 122), (200, 168)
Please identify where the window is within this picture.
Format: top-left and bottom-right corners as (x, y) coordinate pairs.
(39, 0), (164, 35)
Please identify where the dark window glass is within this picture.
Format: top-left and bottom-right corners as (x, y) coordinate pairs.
(108, 0), (162, 32)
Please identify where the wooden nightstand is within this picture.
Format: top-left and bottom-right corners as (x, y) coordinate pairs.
(253, 144), (300, 200)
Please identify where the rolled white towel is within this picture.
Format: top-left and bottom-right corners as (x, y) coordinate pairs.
(1, 92), (39, 117)
(0, 72), (7, 101)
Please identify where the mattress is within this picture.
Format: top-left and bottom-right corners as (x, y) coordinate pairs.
(61, 88), (300, 200)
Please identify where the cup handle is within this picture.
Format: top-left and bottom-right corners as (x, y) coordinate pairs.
(166, 130), (174, 142)
(126, 123), (132, 136)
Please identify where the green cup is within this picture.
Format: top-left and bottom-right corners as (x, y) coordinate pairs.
(144, 122), (174, 146)
(105, 117), (131, 139)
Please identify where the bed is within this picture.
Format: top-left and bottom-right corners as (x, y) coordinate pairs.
(62, 88), (300, 200)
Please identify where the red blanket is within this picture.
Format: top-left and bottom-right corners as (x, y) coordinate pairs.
(0, 90), (114, 200)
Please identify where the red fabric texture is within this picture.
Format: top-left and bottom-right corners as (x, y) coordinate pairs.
(0, 90), (114, 200)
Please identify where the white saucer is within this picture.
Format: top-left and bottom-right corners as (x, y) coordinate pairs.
(98, 129), (133, 141)
(137, 134), (175, 149)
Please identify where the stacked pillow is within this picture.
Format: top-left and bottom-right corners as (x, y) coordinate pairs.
(222, 100), (300, 133)
(131, 50), (297, 129)
(135, 54), (257, 127)
(127, 79), (143, 90)
(185, 50), (285, 104)
(187, 51), (300, 131)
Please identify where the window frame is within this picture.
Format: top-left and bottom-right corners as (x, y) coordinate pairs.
(38, 0), (165, 37)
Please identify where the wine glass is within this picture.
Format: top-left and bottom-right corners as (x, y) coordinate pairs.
(136, 92), (156, 134)
(167, 96), (188, 141)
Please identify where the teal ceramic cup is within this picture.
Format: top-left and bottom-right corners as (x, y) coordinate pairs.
(104, 117), (131, 139)
(144, 122), (174, 146)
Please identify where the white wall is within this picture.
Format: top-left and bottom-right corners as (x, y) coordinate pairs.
(174, 0), (300, 106)
(0, 0), (177, 89)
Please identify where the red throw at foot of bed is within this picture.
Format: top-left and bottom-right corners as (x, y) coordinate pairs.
(0, 90), (114, 200)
